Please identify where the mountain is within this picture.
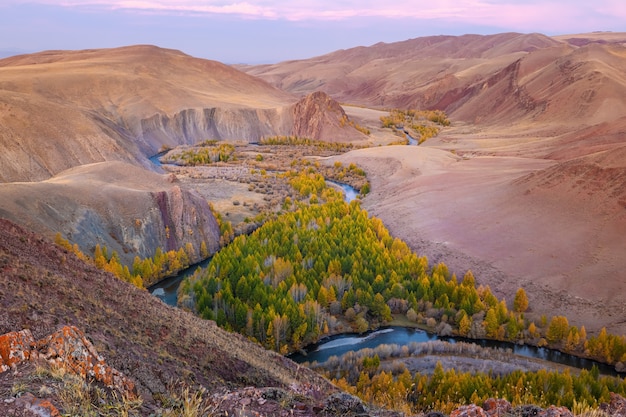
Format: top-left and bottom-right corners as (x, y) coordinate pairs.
(0, 45), (366, 183)
(242, 32), (626, 157)
(0, 45), (368, 259)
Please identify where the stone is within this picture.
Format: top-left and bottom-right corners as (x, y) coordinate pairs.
(35, 325), (136, 398)
(0, 329), (36, 371)
(451, 404), (488, 417)
(322, 392), (367, 415)
(483, 398), (512, 416)
(512, 404), (544, 417)
(15, 393), (61, 417)
(538, 405), (573, 417)
(0, 326), (136, 399)
(600, 392), (626, 417)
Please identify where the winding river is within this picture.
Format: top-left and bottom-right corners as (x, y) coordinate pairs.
(147, 152), (623, 377)
(288, 327), (623, 376)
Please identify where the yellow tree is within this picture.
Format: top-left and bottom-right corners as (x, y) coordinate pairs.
(513, 287), (529, 312)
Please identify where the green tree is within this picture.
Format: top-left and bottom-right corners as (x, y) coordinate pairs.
(547, 315), (569, 343)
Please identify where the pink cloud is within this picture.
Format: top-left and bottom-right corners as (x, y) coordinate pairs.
(9, 0), (626, 31)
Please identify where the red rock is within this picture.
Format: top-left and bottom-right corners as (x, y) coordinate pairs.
(451, 404), (488, 417)
(0, 326), (136, 399)
(600, 393), (626, 417)
(15, 393), (61, 417)
(35, 325), (136, 398)
(0, 329), (35, 371)
(483, 398), (512, 416)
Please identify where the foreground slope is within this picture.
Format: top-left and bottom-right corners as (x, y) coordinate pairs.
(0, 218), (342, 414)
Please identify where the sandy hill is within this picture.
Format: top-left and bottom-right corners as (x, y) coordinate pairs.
(0, 45), (366, 182)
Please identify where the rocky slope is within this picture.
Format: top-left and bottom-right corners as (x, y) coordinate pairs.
(0, 161), (221, 265)
(0, 218), (349, 416)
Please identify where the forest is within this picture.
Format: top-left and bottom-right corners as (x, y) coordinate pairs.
(179, 168), (626, 369)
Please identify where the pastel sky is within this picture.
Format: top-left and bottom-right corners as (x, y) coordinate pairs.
(1, 0), (625, 63)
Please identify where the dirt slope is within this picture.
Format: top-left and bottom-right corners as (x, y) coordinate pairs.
(0, 218), (338, 413)
(0, 161), (221, 264)
(328, 144), (626, 335)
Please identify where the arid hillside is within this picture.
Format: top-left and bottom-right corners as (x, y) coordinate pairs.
(243, 32), (626, 157)
(0, 46), (368, 260)
(0, 161), (222, 265)
(0, 45), (366, 182)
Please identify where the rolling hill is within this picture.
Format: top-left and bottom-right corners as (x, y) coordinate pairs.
(0, 45), (366, 183)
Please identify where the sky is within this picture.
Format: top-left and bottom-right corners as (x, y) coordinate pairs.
(1, 1), (625, 64)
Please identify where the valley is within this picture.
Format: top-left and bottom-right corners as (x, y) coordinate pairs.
(1, 31), (626, 416)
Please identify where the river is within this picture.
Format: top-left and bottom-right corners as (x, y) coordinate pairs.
(148, 256), (212, 305)
(327, 180), (359, 202)
(288, 327), (623, 376)
(148, 179), (359, 304)
(146, 152), (622, 377)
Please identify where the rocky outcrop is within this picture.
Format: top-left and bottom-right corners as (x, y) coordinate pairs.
(138, 107), (289, 149)
(482, 398), (512, 416)
(0, 326), (136, 398)
(451, 404), (488, 417)
(0, 330), (35, 372)
(601, 392), (626, 417)
(0, 161), (221, 265)
(468, 399), (576, 417)
(290, 91), (367, 142)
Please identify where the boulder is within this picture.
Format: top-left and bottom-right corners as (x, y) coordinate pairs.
(483, 398), (512, 416)
(0, 326), (136, 398)
(451, 404), (488, 417)
(0, 329), (36, 372)
(538, 405), (573, 417)
(600, 392), (626, 417)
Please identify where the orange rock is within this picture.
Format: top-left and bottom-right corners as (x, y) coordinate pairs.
(0, 326), (136, 399)
(16, 392), (61, 417)
(36, 325), (137, 398)
(482, 398), (512, 416)
(0, 329), (35, 371)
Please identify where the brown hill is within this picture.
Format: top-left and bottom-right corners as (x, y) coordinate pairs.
(243, 32), (626, 155)
(0, 218), (345, 415)
(0, 46), (368, 262)
(0, 45), (365, 182)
